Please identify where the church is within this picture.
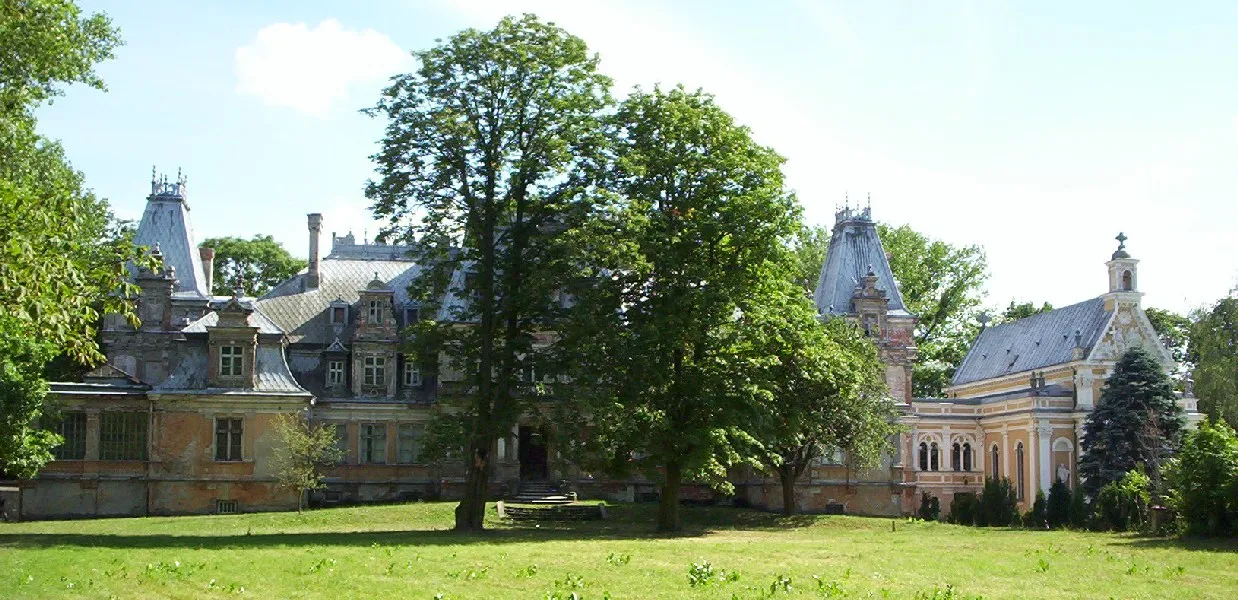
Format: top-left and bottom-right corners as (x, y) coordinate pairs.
(0, 174), (1201, 520)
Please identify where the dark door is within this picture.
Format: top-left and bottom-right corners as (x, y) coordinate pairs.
(518, 426), (548, 481)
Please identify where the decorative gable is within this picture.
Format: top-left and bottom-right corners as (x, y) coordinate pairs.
(206, 296), (260, 388)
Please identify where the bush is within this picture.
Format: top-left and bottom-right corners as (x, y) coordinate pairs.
(976, 477), (1019, 527)
(947, 492), (979, 525)
(1024, 490), (1048, 529)
(918, 492), (940, 521)
(1096, 468), (1151, 531)
(1046, 479), (1071, 528)
(1068, 485), (1089, 529)
(1164, 418), (1238, 536)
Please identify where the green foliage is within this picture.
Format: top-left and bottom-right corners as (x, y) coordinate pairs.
(918, 492), (940, 521)
(788, 224), (829, 295)
(269, 413), (345, 511)
(365, 14), (611, 530)
(1095, 468), (1151, 532)
(947, 492), (979, 525)
(976, 477), (1019, 527)
(1163, 418), (1238, 536)
(1046, 479), (1071, 528)
(557, 86), (797, 531)
(1024, 490), (1048, 529)
(199, 235), (305, 297)
(1145, 307), (1193, 380)
(1189, 297), (1238, 428)
(0, 0), (145, 478)
(1068, 485), (1089, 529)
(1000, 300), (1053, 322)
(1079, 347), (1185, 498)
(877, 224), (988, 398)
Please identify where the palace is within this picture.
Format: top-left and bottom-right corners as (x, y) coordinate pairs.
(0, 175), (1201, 520)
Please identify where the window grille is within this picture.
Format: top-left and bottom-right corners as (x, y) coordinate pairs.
(216, 499), (239, 514)
(215, 418), (243, 461)
(100, 412), (147, 461)
(360, 424), (387, 464)
(397, 424), (422, 464)
(327, 360), (345, 386)
(219, 345), (243, 377)
(363, 356), (386, 387)
(52, 412), (87, 460)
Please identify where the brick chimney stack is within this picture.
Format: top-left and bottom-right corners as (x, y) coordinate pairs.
(306, 213), (323, 290)
(199, 246), (215, 294)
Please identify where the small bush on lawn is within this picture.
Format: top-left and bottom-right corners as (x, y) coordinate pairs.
(1096, 468), (1151, 531)
(1024, 490), (1048, 529)
(977, 477), (1019, 527)
(919, 493), (940, 522)
(1046, 479), (1071, 528)
(1068, 485), (1090, 529)
(948, 492), (979, 525)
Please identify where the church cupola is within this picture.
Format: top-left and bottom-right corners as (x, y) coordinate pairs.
(1104, 232), (1142, 311)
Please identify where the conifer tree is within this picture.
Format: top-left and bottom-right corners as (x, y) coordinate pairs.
(1079, 347), (1184, 498)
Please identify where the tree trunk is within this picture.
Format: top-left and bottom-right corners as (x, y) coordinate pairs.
(454, 438), (491, 531)
(658, 461), (683, 532)
(779, 464), (798, 515)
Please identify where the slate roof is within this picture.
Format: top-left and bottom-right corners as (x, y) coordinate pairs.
(154, 345), (308, 395)
(133, 191), (210, 299)
(951, 297), (1112, 386)
(181, 301), (284, 335)
(257, 259), (425, 345)
(814, 212), (910, 317)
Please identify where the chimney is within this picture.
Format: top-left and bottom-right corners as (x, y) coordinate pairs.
(199, 246), (216, 294)
(306, 213), (323, 290)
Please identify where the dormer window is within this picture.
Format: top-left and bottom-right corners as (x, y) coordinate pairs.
(363, 355), (386, 386)
(219, 345), (243, 377)
(327, 360), (345, 386)
(404, 306), (420, 326)
(331, 306), (346, 324)
(368, 300), (383, 324)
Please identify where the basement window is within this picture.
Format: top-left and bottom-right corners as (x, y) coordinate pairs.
(215, 499), (239, 515)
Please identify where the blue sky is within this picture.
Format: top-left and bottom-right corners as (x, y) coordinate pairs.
(40, 1), (1238, 314)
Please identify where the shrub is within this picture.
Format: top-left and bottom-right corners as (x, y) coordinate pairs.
(1046, 479), (1071, 528)
(1096, 468), (1151, 531)
(1164, 418), (1238, 536)
(947, 492), (979, 525)
(977, 477), (1019, 527)
(918, 492), (940, 521)
(1024, 490), (1048, 529)
(1068, 485), (1089, 529)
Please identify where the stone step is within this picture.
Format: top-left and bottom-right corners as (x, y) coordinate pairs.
(496, 501), (606, 522)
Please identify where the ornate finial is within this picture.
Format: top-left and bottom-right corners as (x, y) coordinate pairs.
(1074, 328), (1082, 347)
(866, 263), (876, 277)
(232, 285), (243, 300)
(1111, 231), (1131, 259)
(977, 311), (991, 330)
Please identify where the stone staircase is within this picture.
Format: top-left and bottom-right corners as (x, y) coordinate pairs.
(497, 480), (606, 522)
(508, 480), (574, 505)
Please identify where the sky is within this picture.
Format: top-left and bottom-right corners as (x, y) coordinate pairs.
(39, 0), (1238, 315)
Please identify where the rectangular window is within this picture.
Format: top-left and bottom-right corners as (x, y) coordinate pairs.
(403, 361), (421, 388)
(215, 418), (243, 461)
(360, 424), (387, 464)
(219, 345), (243, 377)
(334, 423), (349, 464)
(404, 307), (419, 326)
(52, 412), (87, 460)
(397, 424), (422, 464)
(368, 300), (383, 324)
(364, 356), (386, 386)
(331, 306), (346, 324)
(99, 412), (148, 461)
(327, 360), (345, 385)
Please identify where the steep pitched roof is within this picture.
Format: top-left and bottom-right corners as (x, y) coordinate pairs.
(813, 209), (909, 316)
(132, 184), (210, 299)
(951, 297), (1112, 386)
(153, 345), (307, 395)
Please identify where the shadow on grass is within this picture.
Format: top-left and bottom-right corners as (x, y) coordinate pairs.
(1119, 534), (1238, 554)
(0, 504), (829, 551)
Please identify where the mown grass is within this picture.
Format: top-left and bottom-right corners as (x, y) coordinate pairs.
(1, 502), (1234, 599)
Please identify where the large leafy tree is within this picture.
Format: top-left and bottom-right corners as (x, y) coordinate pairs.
(1189, 297), (1238, 428)
(1146, 306), (1194, 390)
(789, 224), (830, 295)
(200, 235), (306, 297)
(877, 224), (988, 397)
(1164, 418), (1238, 536)
(999, 300), (1053, 323)
(364, 15), (611, 531)
(558, 86), (798, 531)
(746, 291), (899, 515)
(1079, 347), (1185, 498)
(1, 0), (144, 478)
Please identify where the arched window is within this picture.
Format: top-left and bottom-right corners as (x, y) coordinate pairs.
(1121, 270), (1132, 291)
(918, 442), (929, 471)
(1016, 442), (1026, 500)
(962, 443), (973, 471)
(990, 445), (1000, 479)
(951, 443), (962, 472)
(930, 442), (940, 471)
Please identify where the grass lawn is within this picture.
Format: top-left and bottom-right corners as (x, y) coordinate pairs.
(1, 502), (1234, 599)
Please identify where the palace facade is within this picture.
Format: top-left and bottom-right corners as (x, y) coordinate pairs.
(0, 176), (1200, 520)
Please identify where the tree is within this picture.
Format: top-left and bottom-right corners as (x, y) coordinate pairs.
(876, 224), (988, 398)
(1024, 489), (1048, 529)
(1079, 347), (1185, 498)
(269, 413), (344, 511)
(1146, 307), (1193, 390)
(1046, 478), (1071, 528)
(1189, 297), (1238, 428)
(1163, 418), (1238, 536)
(558, 87), (798, 531)
(365, 15), (611, 531)
(1000, 300), (1054, 322)
(1, 0), (144, 478)
(789, 224), (829, 295)
(746, 288), (899, 515)
(200, 235), (305, 297)
(976, 476), (1019, 527)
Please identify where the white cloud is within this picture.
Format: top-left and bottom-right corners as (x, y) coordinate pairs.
(235, 19), (411, 117)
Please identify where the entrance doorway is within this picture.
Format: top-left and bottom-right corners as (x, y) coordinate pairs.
(518, 426), (548, 481)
